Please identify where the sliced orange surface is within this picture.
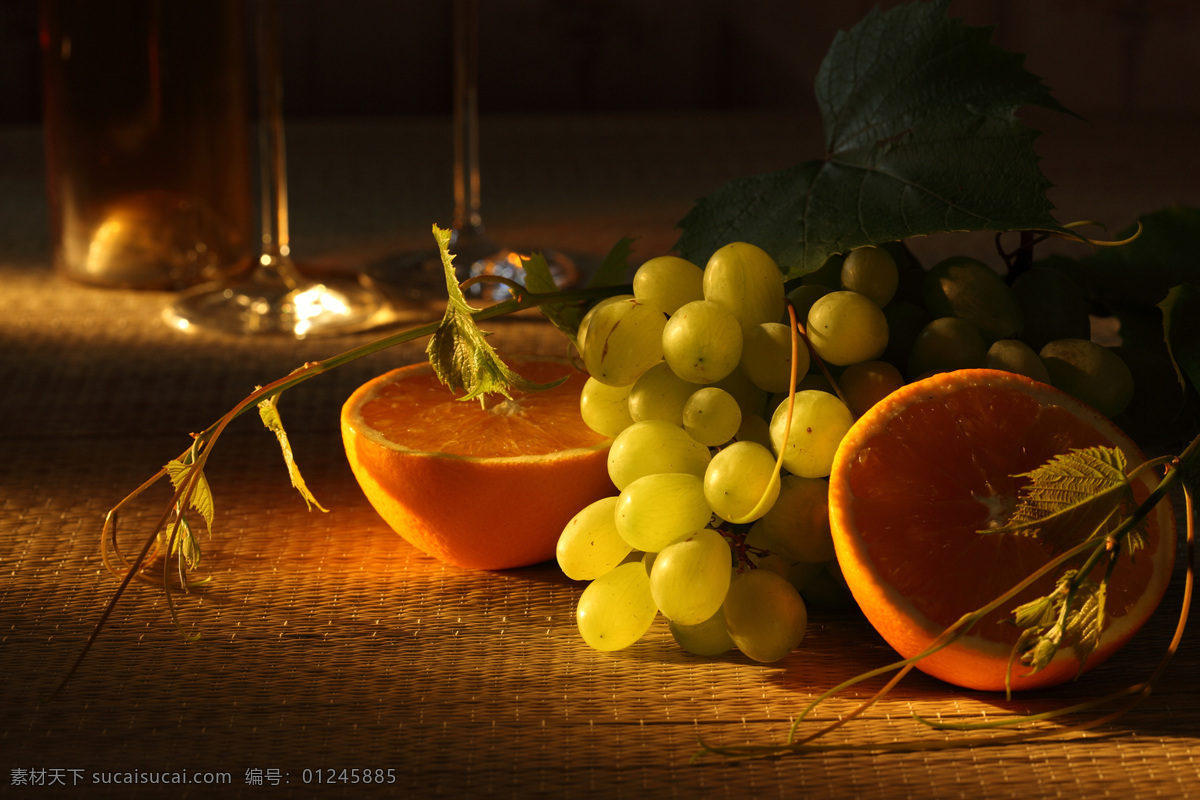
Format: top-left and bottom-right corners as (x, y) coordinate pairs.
(828, 368), (1175, 692)
(341, 357), (613, 570)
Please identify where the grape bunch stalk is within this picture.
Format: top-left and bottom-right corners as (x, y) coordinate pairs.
(557, 242), (898, 662)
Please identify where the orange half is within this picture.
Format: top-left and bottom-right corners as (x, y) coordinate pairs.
(828, 368), (1175, 691)
(341, 357), (614, 570)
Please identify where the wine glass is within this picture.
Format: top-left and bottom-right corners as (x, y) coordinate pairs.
(442, 0), (578, 301)
(166, 0), (395, 337)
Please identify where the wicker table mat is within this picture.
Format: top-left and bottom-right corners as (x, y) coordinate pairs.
(2, 114), (1199, 798)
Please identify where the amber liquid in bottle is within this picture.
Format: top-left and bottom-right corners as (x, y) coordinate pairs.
(40, 0), (254, 289)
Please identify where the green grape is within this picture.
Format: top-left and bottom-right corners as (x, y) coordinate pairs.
(784, 560), (825, 595)
(1040, 338), (1135, 418)
(702, 242), (786, 332)
(575, 561), (658, 652)
(724, 568), (808, 663)
(1011, 266), (1090, 351)
(840, 245), (899, 307)
(576, 293), (634, 353)
(739, 322), (808, 394)
(769, 390), (853, 479)
(985, 338), (1051, 384)
(607, 419), (712, 491)
(668, 606), (735, 656)
(756, 475), (835, 563)
(734, 413), (773, 449)
(838, 360), (904, 417)
(650, 529), (733, 625)
(906, 316), (987, 379)
(922, 255), (1022, 343)
(579, 377), (634, 438)
(703, 440), (781, 524)
(785, 283), (833, 325)
(627, 361), (696, 425)
(880, 300), (932, 375)
(579, 297), (666, 387)
(682, 387), (742, 447)
(614, 472), (712, 552)
(805, 291), (889, 367)
(557, 496), (631, 581)
(632, 255), (705, 315)
(661, 299), (743, 384)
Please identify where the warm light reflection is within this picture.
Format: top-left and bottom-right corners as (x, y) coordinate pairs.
(291, 284), (352, 338)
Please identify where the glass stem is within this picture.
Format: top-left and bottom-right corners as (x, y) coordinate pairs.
(452, 0), (482, 238)
(255, 0), (299, 285)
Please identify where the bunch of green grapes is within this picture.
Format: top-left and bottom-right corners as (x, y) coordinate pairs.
(559, 245), (866, 663)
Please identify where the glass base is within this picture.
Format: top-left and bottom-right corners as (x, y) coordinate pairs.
(440, 226), (580, 302)
(165, 267), (396, 337)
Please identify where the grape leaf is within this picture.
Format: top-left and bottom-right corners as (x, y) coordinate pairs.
(258, 393), (328, 513)
(164, 458), (215, 536)
(982, 446), (1137, 554)
(674, 0), (1071, 278)
(426, 225), (566, 404)
(524, 237), (635, 345)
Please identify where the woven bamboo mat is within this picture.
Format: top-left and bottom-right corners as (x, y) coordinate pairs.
(3, 262), (1198, 800)
(3, 113), (1200, 798)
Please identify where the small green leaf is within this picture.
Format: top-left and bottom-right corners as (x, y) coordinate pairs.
(528, 237), (636, 346)
(674, 0), (1070, 278)
(425, 225), (567, 404)
(258, 394), (328, 513)
(165, 458), (215, 536)
(983, 446), (1133, 552)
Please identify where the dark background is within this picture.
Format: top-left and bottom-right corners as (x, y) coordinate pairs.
(3, 0), (1198, 124)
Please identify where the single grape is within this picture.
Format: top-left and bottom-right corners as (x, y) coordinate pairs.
(769, 389), (853, 479)
(703, 440), (781, 523)
(576, 293), (633, 353)
(627, 361), (696, 425)
(607, 419), (712, 491)
(740, 322), (808, 394)
(632, 255), (705, 315)
(755, 475), (835, 563)
(1039, 338), (1135, 418)
(703, 242), (787, 332)
(661, 299), (743, 384)
(575, 561), (658, 652)
(650, 529), (733, 625)
(922, 255), (1022, 343)
(799, 561), (856, 611)
(838, 360), (904, 417)
(579, 377), (634, 437)
(682, 387), (742, 446)
(579, 297), (666, 387)
(985, 338), (1052, 384)
(840, 245), (899, 307)
(614, 472), (712, 552)
(1112, 345), (1189, 444)
(557, 496), (631, 581)
(805, 291), (889, 367)
(668, 605), (735, 656)
(724, 568), (808, 663)
(906, 316), (987, 379)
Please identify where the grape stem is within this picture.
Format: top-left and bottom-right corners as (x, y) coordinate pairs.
(47, 277), (630, 701)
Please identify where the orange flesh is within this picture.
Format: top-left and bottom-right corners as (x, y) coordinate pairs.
(844, 382), (1159, 645)
(357, 361), (607, 458)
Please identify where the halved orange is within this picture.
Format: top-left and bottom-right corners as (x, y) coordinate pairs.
(341, 357), (614, 570)
(828, 368), (1175, 692)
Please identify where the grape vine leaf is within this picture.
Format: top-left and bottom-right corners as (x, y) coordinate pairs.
(982, 446), (1139, 554)
(674, 0), (1072, 279)
(426, 225), (566, 404)
(258, 393), (328, 513)
(524, 237), (635, 344)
